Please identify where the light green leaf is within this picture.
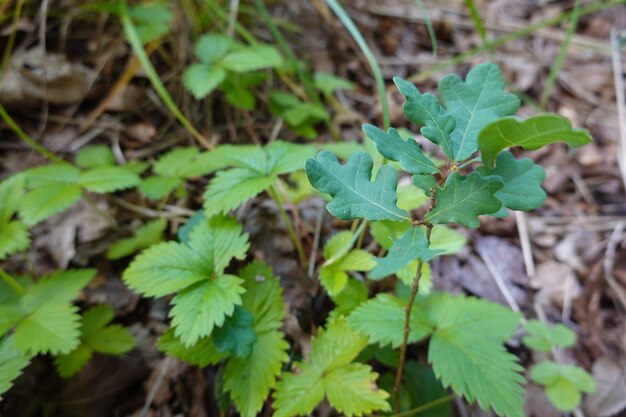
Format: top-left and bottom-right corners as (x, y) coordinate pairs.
(19, 184), (82, 226)
(347, 293), (433, 348)
(306, 151), (409, 222)
(329, 279), (368, 319)
(75, 145), (115, 168)
(0, 174), (25, 223)
(203, 168), (277, 217)
(13, 303), (82, 354)
(397, 184), (429, 211)
(153, 147), (199, 177)
(0, 221), (30, 260)
(87, 324), (136, 354)
(370, 226), (442, 279)
(183, 63), (226, 99)
(123, 241), (209, 297)
(0, 306), (24, 337)
(363, 125), (438, 175)
(266, 141), (317, 175)
(523, 320), (576, 352)
(0, 337), (31, 397)
(169, 274), (244, 346)
(128, 2), (172, 44)
(78, 166), (140, 193)
(478, 114), (592, 168)
(194, 33), (235, 65)
(314, 72), (355, 95)
(21, 269), (95, 311)
(273, 317), (389, 417)
(439, 62), (520, 161)
(222, 45), (283, 72)
(429, 225), (466, 255)
(394, 77), (456, 159)
(138, 175), (182, 200)
(224, 261), (289, 417)
(157, 329), (227, 366)
(428, 295), (524, 417)
(426, 172), (503, 228)
(107, 218), (167, 260)
(320, 232), (375, 296)
(24, 163), (80, 188)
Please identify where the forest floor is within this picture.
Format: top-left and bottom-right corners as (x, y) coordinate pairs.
(1, 0), (626, 416)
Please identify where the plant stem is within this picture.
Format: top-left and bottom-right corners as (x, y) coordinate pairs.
(325, 0), (390, 130)
(389, 393), (455, 417)
(0, 104), (63, 163)
(392, 224), (433, 412)
(0, 268), (25, 296)
(268, 185), (307, 267)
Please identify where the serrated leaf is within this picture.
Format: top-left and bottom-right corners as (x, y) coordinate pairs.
(439, 62), (520, 161)
(426, 172), (503, 228)
(128, 2), (172, 43)
(479, 151), (546, 211)
(213, 306), (257, 358)
(523, 320), (576, 352)
(138, 175), (182, 200)
(19, 184), (82, 226)
(75, 145), (115, 168)
(329, 279), (368, 319)
(273, 317), (389, 417)
(87, 324), (136, 354)
(222, 45), (283, 72)
(157, 329), (227, 366)
(107, 218), (167, 260)
(203, 168), (277, 217)
(78, 166), (140, 193)
(21, 269), (95, 311)
(24, 163), (80, 187)
(394, 77), (456, 159)
(0, 337), (31, 397)
(531, 361), (596, 411)
(170, 275), (244, 346)
(363, 125), (439, 175)
(183, 63), (226, 99)
(54, 344), (93, 378)
(224, 261), (289, 417)
(266, 141), (317, 175)
(0, 174), (25, 223)
(123, 241), (209, 297)
(370, 226), (442, 279)
(13, 303), (82, 354)
(306, 151), (409, 222)
(347, 294), (433, 348)
(0, 221), (30, 260)
(427, 295), (524, 417)
(478, 114), (592, 168)
(153, 147), (199, 177)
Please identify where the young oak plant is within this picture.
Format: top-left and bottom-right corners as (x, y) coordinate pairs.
(300, 62), (592, 417)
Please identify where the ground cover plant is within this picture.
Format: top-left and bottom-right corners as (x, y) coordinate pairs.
(1, 1), (624, 416)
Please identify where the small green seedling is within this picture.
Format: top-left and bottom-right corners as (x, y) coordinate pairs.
(299, 62), (592, 417)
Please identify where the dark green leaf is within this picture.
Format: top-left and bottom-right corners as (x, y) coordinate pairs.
(213, 306), (257, 358)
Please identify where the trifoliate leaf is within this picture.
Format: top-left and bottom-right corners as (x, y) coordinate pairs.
(203, 168), (277, 217)
(306, 151), (410, 222)
(347, 293), (434, 348)
(370, 226), (442, 279)
(13, 302), (82, 354)
(426, 172), (503, 228)
(138, 175), (182, 200)
(531, 361), (596, 411)
(273, 317), (390, 417)
(522, 320), (576, 352)
(314, 72), (356, 96)
(75, 145), (115, 168)
(78, 166), (140, 193)
(439, 62), (520, 161)
(479, 151), (546, 211)
(221, 45), (283, 72)
(107, 218), (167, 260)
(79, 305), (136, 355)
(428, 295), (524, 417)
(213, 306), (257, 358)
(478, 114), (593, 168)
(170, 274), (244, 346)
(0, 337), (31, 397)
(394, 77), (456, 159)
(183, 63), (226, 99)
(0, 221), (30, 260)
(224, 261), (289, 417)
(157, 329), (227, 366)
(363, 125), (439, 175)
